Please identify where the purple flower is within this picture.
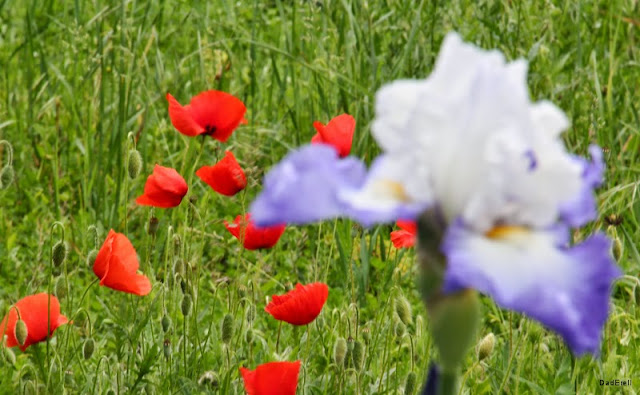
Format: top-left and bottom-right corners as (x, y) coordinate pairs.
(560, 145), (605, 227)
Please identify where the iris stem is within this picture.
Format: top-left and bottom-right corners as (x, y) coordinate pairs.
(438, 369), (459, 395)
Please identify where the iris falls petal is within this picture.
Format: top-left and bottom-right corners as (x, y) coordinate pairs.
(442, 221), (620, 355)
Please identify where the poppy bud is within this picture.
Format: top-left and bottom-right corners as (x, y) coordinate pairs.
(148, 217), (159, 236)
(404, 371), (417, 395)
(127, 149), (143, 179)
(198, 370), (219, 389)
(3, 347), (16, 365)
(0, 165), (14, 189)
(245, 329), (254, 344)
(395, 294), (412, 326)
(344, 338), (353, 368)
(173, 234), (181, 256)
(83, 338), (95, 360)
(55, 277), (67, 299)
(161, 314), (172, 333)
(181, 294), (193, 317)
(86, 249), (98, 267)
(394, 319), (406, 338)
(237, 285), (247, 300)
(180, 277), (188, 294)
(477, 333), (496, 361)
(361, 327), (371, 344)
(163, 339), (171, 359)
(333, 337), (347, 366)
(246, 304), (256, 323)
(352, 340), (364, 371)
(52, 241), (68, 268)
(15, 319), (28, 346)
(221, 314), (234, 345)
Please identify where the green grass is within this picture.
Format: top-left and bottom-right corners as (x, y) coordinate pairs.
(0, 0), (639, 393)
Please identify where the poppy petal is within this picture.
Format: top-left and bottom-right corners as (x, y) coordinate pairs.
(265, 283), (329, 325)
(186, 90), (247, 142)
(136, 165), (188, 208)
(391, 220), (417, 248)
(311, 114), (355, 157)
(196, 151), (247, 196)
(240, 361), (301, 395)
(167, 93), (205, 137)
(225, 213), (285, 250)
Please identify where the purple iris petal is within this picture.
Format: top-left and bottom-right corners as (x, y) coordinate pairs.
(442, 220), (620, 355)
(250, 145), (367, 226)
(559, 145), (604, 227)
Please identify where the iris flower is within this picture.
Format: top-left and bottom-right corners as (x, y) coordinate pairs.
(250, 32), (620, 355)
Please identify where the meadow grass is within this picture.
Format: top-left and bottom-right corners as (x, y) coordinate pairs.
(0, 0), (639, 393)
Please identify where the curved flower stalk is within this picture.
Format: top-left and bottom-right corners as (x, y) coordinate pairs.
(250, 32), (621, 392)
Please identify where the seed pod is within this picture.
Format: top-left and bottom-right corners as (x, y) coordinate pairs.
(163, 339), (171, 359)
(198, 370), (219, 389)
(83, 338), (95, 360)
(415, 315), (424, 339)
(477, 333), (496, 361)
(181, 294), (193, 317)
(148, 217), (159, 236)
(86, 249), (98, 267)
(246, 304), (256, 323)
(127, 149), (142, 179)
(52, 241), (68, 268)
(404, 371), (417, 395)
(395, 294), (412, 326)
(54, 277), (67, 299)
(161, 315), (172, 333)
(0, 165), (14, 189)
(221, 314), (234, 345)
(333, 337), (347, 366)
(351, 341), (364, 371)
(361, 327), (371, 344)
(15, 319), (28, 346)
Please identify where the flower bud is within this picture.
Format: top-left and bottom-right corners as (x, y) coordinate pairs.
(52, 241), (68, 268)
(361, 327), (371, 344)
(351, 340), (364, 371)
(163, 339), (171, 359)
(246, 304), (256, 323)
(83, 338), (95, 360)
(181, 294), (193, 317)
(161, 314), (172, 333)
(55, 277), (67, 299)
(245, 329), (254, 344)
(15, 319), (28, 346)
(127, 149), (142, 179)
(333, 337), (347, 366)
(395, 294), (412, 326)
(221, 314), (234, 345)
(477, 333), (496, 361)
(148, 217), (159, 236)
(3, 347), (15, 365)
(404, 371), (417, 395)
(198, 370), (219, 389)
(0, 165), (14, 189)
(86, 249), (98, 267)
(394, 319), (406, 338)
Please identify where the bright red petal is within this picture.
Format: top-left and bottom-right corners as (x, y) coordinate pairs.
(100, 255), (152, 296)
(316, 114), (355, 157)
(1, 294), (67, 351)
(94, 230), (151, 296)
(226, 214), (285, 250)
(136, 165), (188, 208)
(391, 220), (417, 248)
(265, 283), (329, 325)
(186, 90), (247, 142)
(396, 220), (417, 233)
(93, 229), (116, 280)
(195, 151), (247, 196)
(224, 215), (244, 240)
(167, 93), (205, 137)
(240, 361), (301, 395)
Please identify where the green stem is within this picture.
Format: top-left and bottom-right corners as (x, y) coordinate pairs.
(438, 369), (459, 395)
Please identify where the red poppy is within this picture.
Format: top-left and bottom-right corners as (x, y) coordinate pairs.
(224, 213), (285, 250)
(0, 293), (68, 351)
(93, 230), (152, 296)
(265, 283), (328, 326)
(136, 164), (188, 208)
(167, 90), (247, 142)
(311, 113), (355, 158)
(196, 151), (247, 196)
(239, 361), (301, 395)
(390, 220), (417, 248)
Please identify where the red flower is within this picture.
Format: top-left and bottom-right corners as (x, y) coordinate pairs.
(196, 151), (247, 196)
(311, 113), (355, 158)
(93, 230), (152, 296)
(167, 90), (247, 142)
(0, 293), (68, 351)
(265, 283), (328, 326)
(390, 220), (417, 248)
(240, 361), (301, 395)
(224, 214), (285, 250)
(136, 164), (188, 208)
